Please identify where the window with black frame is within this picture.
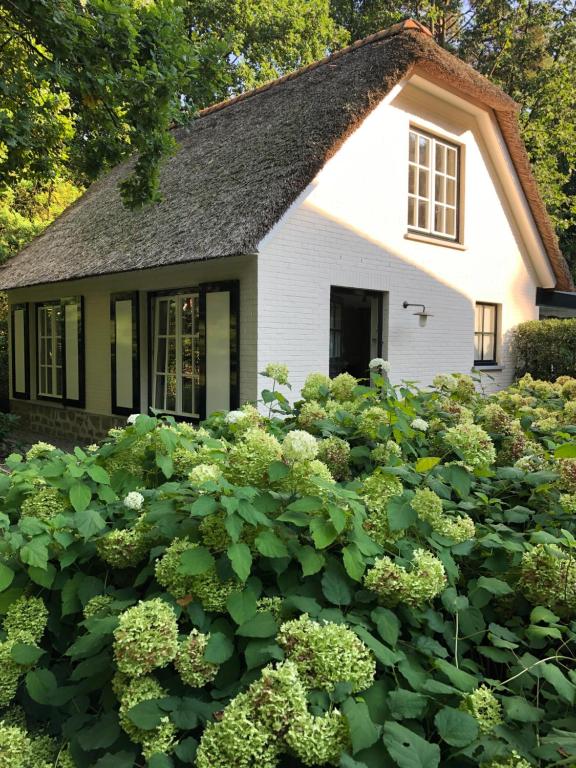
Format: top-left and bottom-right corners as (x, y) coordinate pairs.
(474, 302), (498, 365)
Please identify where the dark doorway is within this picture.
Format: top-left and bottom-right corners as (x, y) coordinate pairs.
(329, 287), (383, 380)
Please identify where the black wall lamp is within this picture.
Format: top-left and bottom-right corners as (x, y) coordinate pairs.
(403, 301), (433, 327)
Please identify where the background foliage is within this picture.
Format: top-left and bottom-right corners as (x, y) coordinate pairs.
(511, 318), (576, 381)
(1, 366), (576, 767)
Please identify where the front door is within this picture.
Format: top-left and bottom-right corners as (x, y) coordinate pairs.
(329, 287), (383, 380)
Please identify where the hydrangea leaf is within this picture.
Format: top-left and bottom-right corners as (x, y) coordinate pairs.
(203, 632), (235, 664)
(383, 721), (440, 768)
(255, 531), (289, 558)
(295, 545), (325, 576)
(179, 546), (215, 576)
(227, 541), (252, 581)
(342, 698), (381, 754)
(226, 590), (258, 625)
(69, 482), (92, 513)
(236, 611), (278, 638)
(434, 707), (479, 746)
(0, 561), (14, 591)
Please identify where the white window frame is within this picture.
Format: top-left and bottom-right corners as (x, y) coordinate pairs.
(152, 293), (199, 418)
(37, 303), (63, 399)
(408, 127), (460, 241)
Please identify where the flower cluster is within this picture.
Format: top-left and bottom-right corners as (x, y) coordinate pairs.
(301, 373), (331, 402)
(225, 404), (262, 433)
(277, 614), (375, 693)
(482, 752), (533, 768)
(461, 686), (503, 733)
(83, 594), (114, 620)
(123, 491), (144, 511)
(263, 363), (290, 386)
(25, 441), (57, 461)
(113, 598), (178, 677)
(411, 487), (475, 543)
(0, 722), (32, 768)
(297, 401), (328, 432)
(3, 596), (48, 644)
(96, 517), (153, 568)
(410, 418), (429, 432)
(358, 406), (389, 440)
(558, 459), (576, 492)
(174, 629), (219, 688)
(433, 373), (459, 392)
(189, 463), (223, 487)
(20, 487), (68, 524)
(282, 430), (318, 463)
(360, 470), (403, 545)
(285, 710), (350, 766)
(0, 642), (23, 707)
(369, 358), (390, 373)
(371, 440), (402, 465)
(330, 372), (358, 402)
(280, 459), (334, 498)
(364, 549), (447, 608)
(119, 675), (176, 759)
(518, 543), (576, 617)
(445, 422), (496, 470)
(317, 436), (350, 480)
(227, 428), (282, 487)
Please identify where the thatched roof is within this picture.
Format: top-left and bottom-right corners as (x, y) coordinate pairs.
(1, 19), (572, 290)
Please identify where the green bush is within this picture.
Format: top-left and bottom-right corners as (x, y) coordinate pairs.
(1, 364), (576, 767)
(510, 318), (576, 380)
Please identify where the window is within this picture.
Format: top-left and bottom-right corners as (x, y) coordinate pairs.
(474, 303), (498, 365)
(408, 128), (459, 240)
(37, 303), (64, 398)
(152, 293), (200, 417)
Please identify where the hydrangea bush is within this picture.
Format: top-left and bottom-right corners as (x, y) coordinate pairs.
(0, 366), (576, 767)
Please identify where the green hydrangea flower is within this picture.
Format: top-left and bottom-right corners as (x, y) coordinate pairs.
(83, 595), (114, 620)
(330, 373), (358, 402)
(282, 430), (318, 463)
(371, 440), (402, 465)
(0, 722), (31, 768)
(189, 463), (223, 488)
(411, 488), (475, 543)
(226, 428), (282, 487)
(432, 373), (458, 392)
(20, 487), (68, 524)
(25, 442), (57, 461)
(481, 751), (533, 768)
(317, 437), (350, 480)
(280, 459), (334, 497)
(558, 458), (576, 492)
(0, 642), (24, 707)
(285, 709), (350, 766)
(113, 598), (178, 677)
(364, 549), (447, 608)
(480, 403), (515, 434)
(561, 379), (576, 400)
(257, 596), (283, 621)
(445, 423), (496, 470)
(518, 543), (576, 617)
(277, 614), (375, 693)
(358, 406), (389, 440)
(96, 516), (153, 568)
(263, 363), (290, 386)
(174, 630), (219, 688)
(560, 493), (576, 514)
(29, 732), (58, 766)
(360, 470), (403, 545)
(301, 373), (331, 402)
(3, 596), (48, 644)
(297, 401), (328, 432)
(118, 675), (176, 760)
(461, 685), (503, 733)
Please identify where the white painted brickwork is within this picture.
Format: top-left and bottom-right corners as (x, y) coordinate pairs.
(257, 78), (542, 400)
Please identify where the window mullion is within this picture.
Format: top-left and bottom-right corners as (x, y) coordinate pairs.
(429, 139), (435, 232)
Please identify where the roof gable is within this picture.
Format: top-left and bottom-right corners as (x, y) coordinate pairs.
(0, 20), (571, 290)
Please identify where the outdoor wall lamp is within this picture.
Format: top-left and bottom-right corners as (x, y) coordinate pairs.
(402, 301), (433, 327)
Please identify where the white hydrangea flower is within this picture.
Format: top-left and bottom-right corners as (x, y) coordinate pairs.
(282, 430), (318, 463)
(87, 444), (100, 453)
(369, 358), (390, 373)
(123, 491), (145, 511)
(411, 418), (429, 432)
(127, 414), (140, 425)
(225, 410), (248, 424)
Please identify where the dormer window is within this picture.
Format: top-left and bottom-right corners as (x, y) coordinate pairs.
(408, 128), (459, 240)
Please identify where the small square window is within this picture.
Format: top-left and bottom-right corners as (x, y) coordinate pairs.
(474, 303), (498, 365)
(408, 128), (460, 241)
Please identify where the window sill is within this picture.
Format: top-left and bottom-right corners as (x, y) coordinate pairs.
(472, 365), (505, 372)
(404, 232), (467, 251)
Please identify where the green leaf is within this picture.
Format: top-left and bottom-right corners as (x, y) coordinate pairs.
(26, 669), (57, 704)
(342, 698), (381, 754)
(388, 690), (428, 719)
(354, 627), (403, 667)
(434, 660), (478, 692)
(189, 496), (219, 517)
(255, 531), (289, 558)
(203, 632), (234, 664)
(169, 698), (199, 730)
(28, 563), (56, 588)
(295, 545), (325, 576)
(268, 461), (290, 482)
(530, 606), (560, 624)
(0, 562), (14, 592)
(148, 754), (174, 768)
(93, 751), (137, 768)
(156, 453), (174, 479)
(541, 663), (575, 704)
(10, 643), (44, 665)
(77, 712), (121, 750)
(342, 543), (366, 582)
(237, 611), (278, 638)
(244, 639), (284, 670)
(227, 542), (252, 582)
(340, 755), (368, 768)
(309, 518), (338, 549)
(226, 590), (258, 625)
(415, 457), (441, 473)
(476, 576), (513, 596)
(75, 508), (106, 539)
(328, 504), (347, 534)
(174, 737), (198, 763)
(371, 607), (400, 647)
(69, 482), (92, 513)
(554, 443), (576, 458)
(20, 539), (48, 570)
(444, 465), (471, 498)
(502, 696), (544, 723)
(126, 699), (165, 730)
(287, 496), (322, 513)
(87, 465), (111, 484)
(322, 564), (353, 606)
(434, 707), (479, 747)
(387, 496), (417, 531)
(179, 547), (215, 576)
(383, 721), (440, 768)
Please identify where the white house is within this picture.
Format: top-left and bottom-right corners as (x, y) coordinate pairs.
(1, 19), (573, 441)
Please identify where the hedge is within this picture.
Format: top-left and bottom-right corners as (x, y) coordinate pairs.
(510, 318), (576, 381)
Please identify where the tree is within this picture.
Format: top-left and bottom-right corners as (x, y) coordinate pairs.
(0, 0), (227, 208)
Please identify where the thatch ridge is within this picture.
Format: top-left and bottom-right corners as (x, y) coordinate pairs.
(0, 21), (571, 290)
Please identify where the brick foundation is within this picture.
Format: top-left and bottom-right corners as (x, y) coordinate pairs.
(10, 400), (124, 444)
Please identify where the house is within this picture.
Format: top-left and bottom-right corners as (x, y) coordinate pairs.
(1, 19), (573, 442)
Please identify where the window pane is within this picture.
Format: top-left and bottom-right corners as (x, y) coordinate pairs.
(182, 377), (193, 414)
(408, 165), (416, 195)
(483, 333), (495, 361)
(447, 148), (457, 176)
(182, 337), (194, 378)
(445, 207), (456, 236)
(156, 338), (167, 373)
(167, 338), (177, 376)
(166, 375), (177, 412)
(434, 205), (444, 232)
(435, 175), (445, 203)
(155, 375), (165, 408)
(474, 333), (482, 360)
(158, 300), (167, 335)
(409, 132), (416, 162)
(418, 200), (428, 229)
(408, 197), (416, 227)
(435, 144), (446, 172)
(483, 305), (495, 332)
(446, 178), (456, 206)
(418, 169), (429, 198)
(475, 304), (483, 332)
(56, 367), (63, 397)
(418, 136), (430, 165)
(182, 296), (194, 336)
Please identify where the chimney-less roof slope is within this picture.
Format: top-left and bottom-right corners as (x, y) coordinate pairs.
(0, 20), (571, 290)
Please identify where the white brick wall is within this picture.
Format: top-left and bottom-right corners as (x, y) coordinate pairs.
(257, 78), (543, 400)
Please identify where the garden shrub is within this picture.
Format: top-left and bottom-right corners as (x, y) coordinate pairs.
(510, 318), (576, 380)
(1, 364), (576, 766)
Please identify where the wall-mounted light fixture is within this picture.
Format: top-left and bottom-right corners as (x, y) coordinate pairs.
(402, 301), (433, 327)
